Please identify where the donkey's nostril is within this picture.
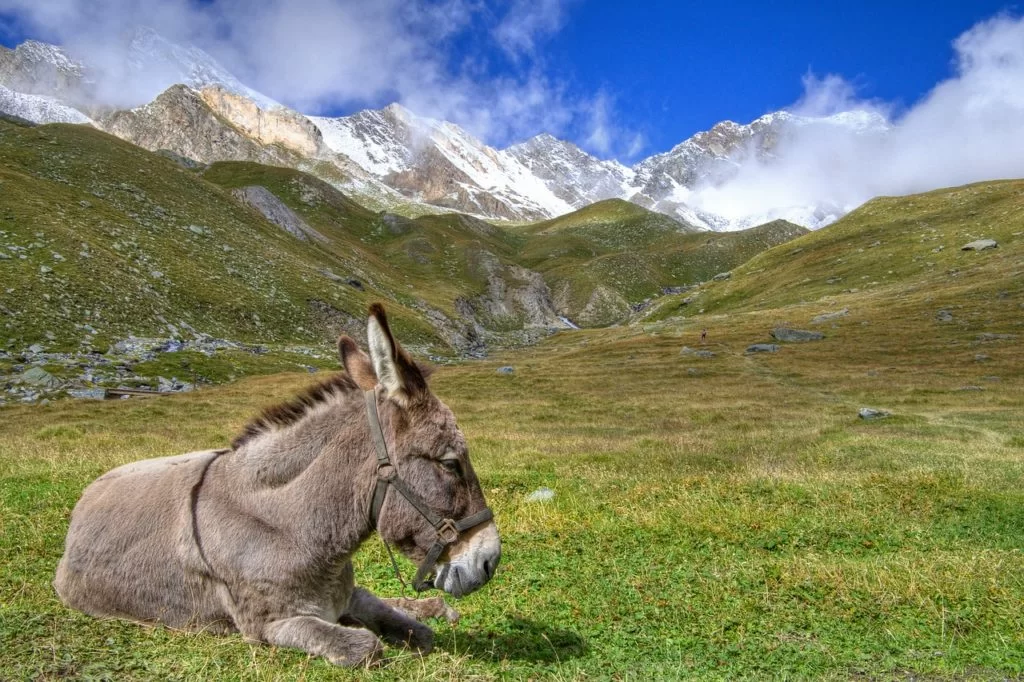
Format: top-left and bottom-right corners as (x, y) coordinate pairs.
(483, 555), (499, 580)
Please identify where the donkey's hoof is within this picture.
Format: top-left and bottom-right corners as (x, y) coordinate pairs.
(406, 622), (434, 655)
(327, 631), (383, 668)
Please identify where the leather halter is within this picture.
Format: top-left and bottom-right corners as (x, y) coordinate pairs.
(364, 389), (494, 592)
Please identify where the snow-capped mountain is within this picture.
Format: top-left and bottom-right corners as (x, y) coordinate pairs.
(0, 30), (892, 231)
(0, 84), (92, 125)
(0, 40), (92, 112)
(312, 104), (574, 221)
(505, 134), (636, 208)
(122, 27), (281, 110)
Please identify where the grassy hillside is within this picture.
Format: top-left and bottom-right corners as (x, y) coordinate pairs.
(518, 200), (808, 325)
(679, 180), (1023, 316)
(0, 120), (438, 354)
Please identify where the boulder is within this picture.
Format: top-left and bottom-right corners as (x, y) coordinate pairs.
(496, 366), (515, 374)
(811, 308), (849, 324)
(67, 387), (107, 400)
(935, 310), (953, 322)
(771, 328), (824, 343)
(746, 343), (780, 354)
(680, 346), (716, 358)
(961, 239), (997, 251)
(712, 271), (731, 281)
(858, 407), (891, 420)
(18, 366), (62, 389)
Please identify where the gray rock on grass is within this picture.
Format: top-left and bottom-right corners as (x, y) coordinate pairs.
(746, 343), (780, 354)
(961, 239), (997, 251)
(18, 366), (62, 389)
(771, 328), (824, 343)
(858, 407), (891, 420)
(811, 308), (849, 324)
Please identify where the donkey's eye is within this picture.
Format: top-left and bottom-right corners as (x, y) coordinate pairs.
(439, 459), (462, 476)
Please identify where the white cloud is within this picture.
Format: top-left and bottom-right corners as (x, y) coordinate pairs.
(493, 0), (568, 60)
(687, 14), (1024, 228)
(0, 0), (641, 151)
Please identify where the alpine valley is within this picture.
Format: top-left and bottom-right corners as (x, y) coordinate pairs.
(1, 28), (1018, 407)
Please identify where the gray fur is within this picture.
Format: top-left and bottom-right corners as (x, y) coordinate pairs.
(54, 308), (499, 667)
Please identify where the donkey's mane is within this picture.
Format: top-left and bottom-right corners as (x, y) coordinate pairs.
(232, 373), (359, 449)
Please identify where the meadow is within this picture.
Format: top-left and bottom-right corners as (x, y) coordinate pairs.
(2, 273), (1022, 679)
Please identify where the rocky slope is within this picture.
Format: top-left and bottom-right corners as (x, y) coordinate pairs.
(312, 104), (573, 221)
(0, 31), (889, 230)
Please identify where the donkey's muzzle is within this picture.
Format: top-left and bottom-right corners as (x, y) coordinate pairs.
(433, 521), (501, 598)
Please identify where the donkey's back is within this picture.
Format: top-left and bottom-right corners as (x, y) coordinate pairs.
(54, 449), (234, 631)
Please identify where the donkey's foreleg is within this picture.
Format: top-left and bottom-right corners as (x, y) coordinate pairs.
(262, 615), (383, 667)
(345, 588), (434, 654)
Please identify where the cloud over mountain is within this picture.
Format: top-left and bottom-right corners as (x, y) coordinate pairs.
(0, 0), (636, 151)
(687, 14), (1024, 225)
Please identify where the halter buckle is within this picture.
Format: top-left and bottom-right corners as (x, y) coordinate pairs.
(437, 518), (459, 545)
(376, 462), (397, 481)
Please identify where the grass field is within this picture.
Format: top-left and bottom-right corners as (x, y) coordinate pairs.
(2, 260), (1022, 679)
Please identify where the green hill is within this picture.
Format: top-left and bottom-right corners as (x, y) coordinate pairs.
(517, 201), (808, 325)
(0, 119), (807, 396)
(647, 180), (1024, 321)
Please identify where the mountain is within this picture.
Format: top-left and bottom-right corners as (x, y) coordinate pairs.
(0, 119), (803, 371)
(505, 133), (635, 208)
(630, 110), (890, 229)
(0, 31), (890, 230)
(311, 104), (573, 221)
(0, 85), (92, 125)
(0, 40), (89, 104)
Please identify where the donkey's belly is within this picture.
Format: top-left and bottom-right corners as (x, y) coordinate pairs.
(54, 449), (233, 631)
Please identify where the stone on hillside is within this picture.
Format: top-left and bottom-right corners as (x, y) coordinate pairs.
(811, 308), (848, 324)
(67, 387), (106, 400)
(18, 366), (62, 389)
(771, 328), (824, 343)
(318, 268), (344, 282)
(496, 366), (515, 374)
(976, 333), (1016, 341)
(713, 271), (731, 281)
(746, 343), (780, 354)
(680, 346), (716, 358)
(975, 354), (991, 362)
(858, 407), (890, 420)
(935, 310), (953, 322)
(961, 239), (997, 251)
(28, 343), (45, 354)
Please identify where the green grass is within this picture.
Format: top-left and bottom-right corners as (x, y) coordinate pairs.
(2, 248), (1022, 678)
(3, 122), (1023, 679)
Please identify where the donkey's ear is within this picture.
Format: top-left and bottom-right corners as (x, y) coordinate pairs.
(366, 303), (428, 404)
(337, 336), (378, 390)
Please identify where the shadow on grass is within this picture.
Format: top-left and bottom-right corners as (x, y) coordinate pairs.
(441, 617), (586, 663)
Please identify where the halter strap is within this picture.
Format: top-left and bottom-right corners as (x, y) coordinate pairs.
(363, 389), (493, 591)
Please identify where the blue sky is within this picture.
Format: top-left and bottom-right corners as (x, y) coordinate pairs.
(544, 1), (1018, 154)
(0, 0), (1019, 161)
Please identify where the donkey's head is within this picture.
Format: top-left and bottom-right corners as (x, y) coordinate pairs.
(339, 304), (500, 597)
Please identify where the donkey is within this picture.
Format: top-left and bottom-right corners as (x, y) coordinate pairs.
(54, 304), (501, 666)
